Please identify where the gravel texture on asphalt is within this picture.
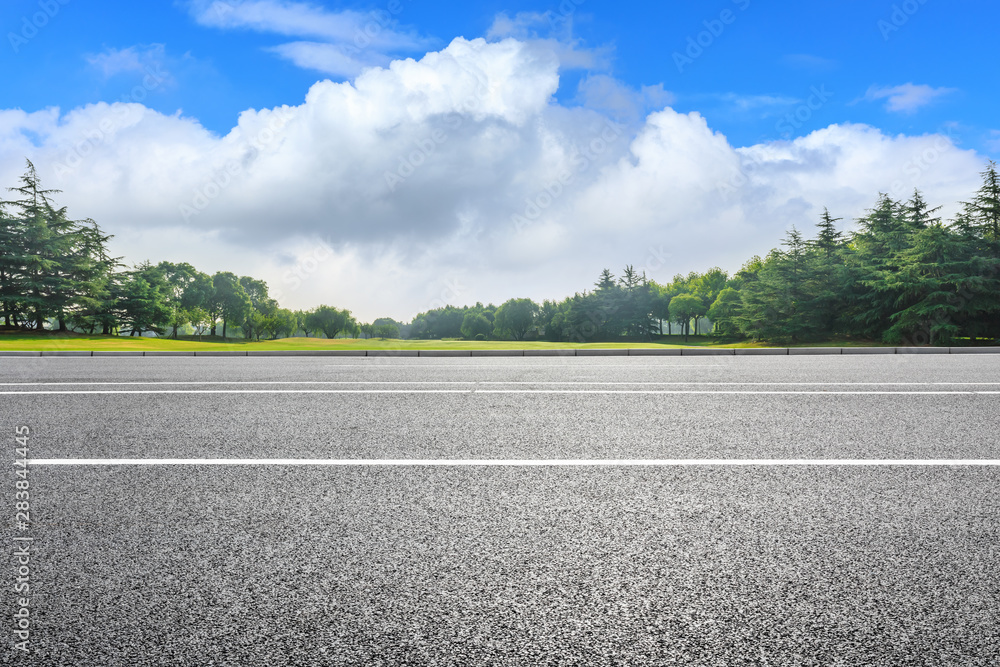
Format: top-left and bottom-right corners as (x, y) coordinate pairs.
(2, 356), (999, 665)
(16, 467), (1000, 666)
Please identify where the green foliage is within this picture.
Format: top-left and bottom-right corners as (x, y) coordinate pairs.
(460, 312), (493, 340)
(4, 159), (1000, 347)
(306, 305), (355, 339)
(374, 323), (399, 339)
(667, 294), (703, 341)
(493, 298), (539, 341)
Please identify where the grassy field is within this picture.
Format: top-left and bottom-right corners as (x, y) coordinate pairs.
(0, 331), (896, 351)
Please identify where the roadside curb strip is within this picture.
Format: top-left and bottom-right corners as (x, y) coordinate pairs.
(367, 350), (420, 357)
(627, 348), (682, 356)
(524, 350), (576, 356)
(40, 351), (92, 357)
(842, 348), (890, 354)
(418, 350), (472, 357)
(0, 351), (41, 357)
(681, 348), (735, 356)
(579, 349), (628, 356)
(896, 347), (949, 354)
(949, 347), (1000, 354)
(789, 348), (841, 355)
(92, 351), (143, 357)
(470, 350), (524, 357)
(143, 351), (195, 356)
(735, 348), (787, 355)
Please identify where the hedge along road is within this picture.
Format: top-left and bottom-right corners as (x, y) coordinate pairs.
(3, 355), (999, 665)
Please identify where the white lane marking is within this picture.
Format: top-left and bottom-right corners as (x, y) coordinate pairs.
(29, 458), (1000, 466)
(3, 381), (1000, 386)
(4, 389), (1000, 395)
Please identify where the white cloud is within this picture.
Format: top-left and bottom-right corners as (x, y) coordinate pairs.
(486, 10), (612, 72)
(86, 44), (175, 86)
(0, 38), (988, 322)
(267, 41), (389, 77)
(576, 75), (675, 123)
(862, 83), (956, 113)
(188, 0), (432, 76)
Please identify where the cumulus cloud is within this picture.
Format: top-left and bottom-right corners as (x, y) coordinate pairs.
(862, 83), (956, 113)
(0, 38), (987, 321)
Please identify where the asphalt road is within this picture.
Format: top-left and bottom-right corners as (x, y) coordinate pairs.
(2, 356), (999, 665)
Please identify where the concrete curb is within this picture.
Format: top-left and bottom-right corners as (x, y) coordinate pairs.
(627, 348), (682, 356)
(2, 347), (1000, 357)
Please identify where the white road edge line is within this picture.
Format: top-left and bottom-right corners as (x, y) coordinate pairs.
(28, 459), (1000, 466)
(5, 390), (1000, 395)
(3, 381), (1000, 386)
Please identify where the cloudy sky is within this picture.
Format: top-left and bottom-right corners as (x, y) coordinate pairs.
(2, 0), (997, 321)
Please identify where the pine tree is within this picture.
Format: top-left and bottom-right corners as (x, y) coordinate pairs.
(811, 208), (843, 257)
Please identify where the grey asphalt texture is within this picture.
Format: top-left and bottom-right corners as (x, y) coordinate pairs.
(2, 356), (999, 665)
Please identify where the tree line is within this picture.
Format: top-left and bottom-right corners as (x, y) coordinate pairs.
(2, 159), (999, 345)
(409, 161), (1000, 346)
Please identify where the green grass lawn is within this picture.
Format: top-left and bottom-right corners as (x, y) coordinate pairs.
(0, 330), (897, 351)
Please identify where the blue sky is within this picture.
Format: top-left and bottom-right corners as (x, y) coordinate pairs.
(4, 0), (995, 152)
(1, 0), (997, 319)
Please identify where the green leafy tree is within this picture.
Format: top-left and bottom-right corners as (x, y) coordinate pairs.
(667, 293), (702, 342)
(493, 298), (539, 341)
(212, 272), (251, 338)
(460, 312), (493, 339)
(374, 323), (399, 339)
(307, 305), (354, 339)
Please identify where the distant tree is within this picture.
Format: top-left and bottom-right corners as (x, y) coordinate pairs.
(811, 208), (844, 257)
(212, 272), (251, 338)
(296, 309), (315, 337)
(189, 307), (211, 340)
(667, 294), (702, 342)
(307, 305), (354, 339)
(707, 288), (742, 335)
(460, 312), (492, 339)
(118, 263), (172, 336)
(374, 323), (399, 339)
(493, 298), (539, 341)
